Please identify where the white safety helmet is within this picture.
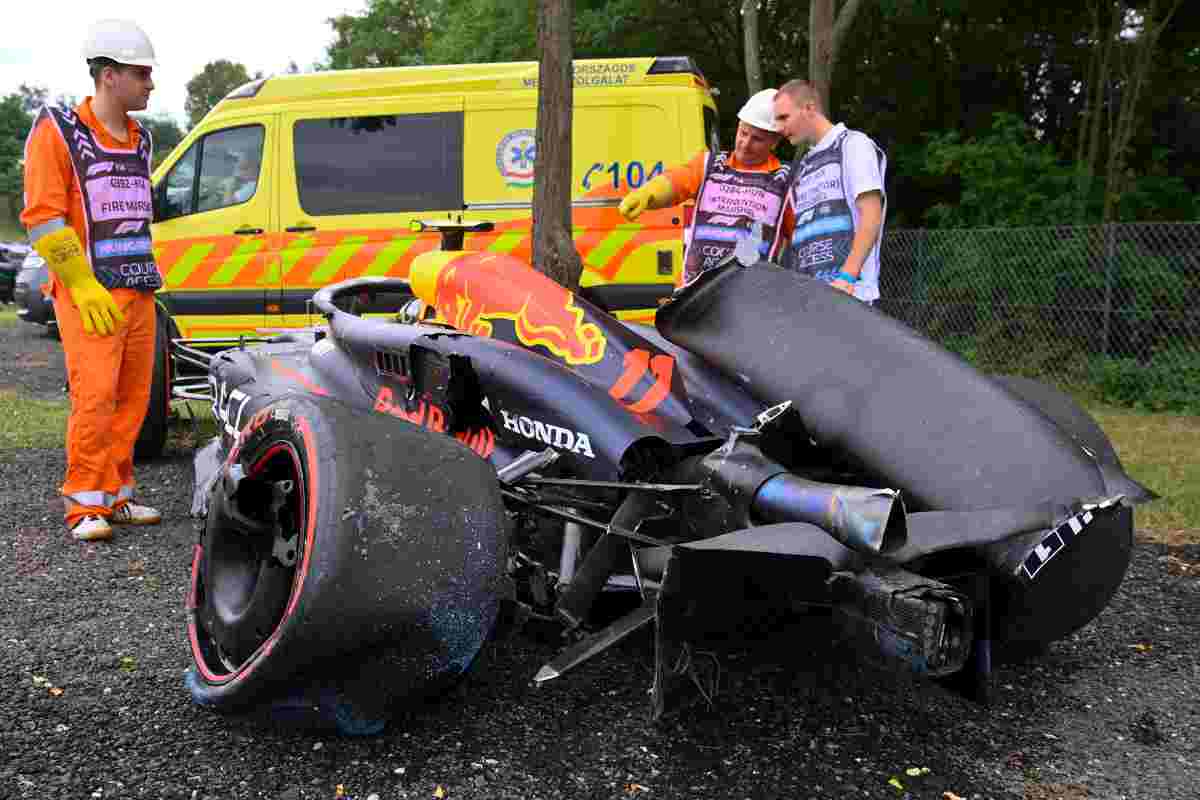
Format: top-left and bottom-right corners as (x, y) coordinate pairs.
(737, 89), (779, 133)
(82, 19), (157, 68)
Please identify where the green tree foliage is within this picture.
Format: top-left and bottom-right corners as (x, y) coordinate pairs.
(327, 0), (442, 68)
(320, 0), (1198, 226)
(16, 84), (48, 114)
(913, 113), (1080, 229)
(185, 60), (253, 128)
(426, 0), (538, 64)
(843, 0), (1199, 225)
(1120, 1), (1200, 214)
(16, 84), (79, 113)
(910, 112), (1194, 228)
(0, 94), (32, 223)
(325, 0), (809, 148)
(133, 114), (185, 168)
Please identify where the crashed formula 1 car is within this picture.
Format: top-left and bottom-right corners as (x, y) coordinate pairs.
(182, 222), (1153, 734)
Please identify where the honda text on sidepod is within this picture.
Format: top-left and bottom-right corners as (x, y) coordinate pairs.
(181, 220), (1154, 734)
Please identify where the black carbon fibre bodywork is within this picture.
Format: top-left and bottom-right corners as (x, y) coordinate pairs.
(207, 319), (707, 484)
(656, 263), (1153, 511)
(184, 256), (1154, 733)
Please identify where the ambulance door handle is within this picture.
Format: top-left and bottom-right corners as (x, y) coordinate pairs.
(234, 226), (264, 235)
(286, 224), (316, 233)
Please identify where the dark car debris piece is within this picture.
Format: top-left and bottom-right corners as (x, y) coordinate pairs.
(179, 225), (1154, 735)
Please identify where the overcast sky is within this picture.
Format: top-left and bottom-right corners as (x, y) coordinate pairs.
(1, 3), (364, 125)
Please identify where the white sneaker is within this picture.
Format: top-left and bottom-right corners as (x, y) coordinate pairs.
(71, 515), (113, 541)
(111, 502), (162, 526)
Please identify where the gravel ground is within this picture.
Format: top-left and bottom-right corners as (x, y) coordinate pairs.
(1, 318), (1198, 800)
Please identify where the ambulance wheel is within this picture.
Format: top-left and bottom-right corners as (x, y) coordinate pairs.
(133, 309), (172, 461)
(186, 394), (508, 731)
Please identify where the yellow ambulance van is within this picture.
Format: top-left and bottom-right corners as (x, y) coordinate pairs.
(149, 56), (720, 340)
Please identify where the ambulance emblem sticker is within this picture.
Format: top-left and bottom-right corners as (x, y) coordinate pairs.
(497, 129), (536, 189)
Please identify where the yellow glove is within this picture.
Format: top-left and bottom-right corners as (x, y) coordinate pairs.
(618, 175), (675, 221)
(33, 226), (124, 336)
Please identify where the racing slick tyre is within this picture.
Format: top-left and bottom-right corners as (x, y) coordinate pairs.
(986, 374), (1136, 659)
(989, 502), (1133, 659)
(133, 308), (172, 461)
(186, 393), (509, 734)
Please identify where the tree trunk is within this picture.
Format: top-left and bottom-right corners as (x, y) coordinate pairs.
(808, 0), (866, 115)
(532, 0), (584, 290)
(1101, 0), (1183, 223)
(742, 0), (763, 95)
(1073, 3), (1111, 223)
(808, 0), (834, 113)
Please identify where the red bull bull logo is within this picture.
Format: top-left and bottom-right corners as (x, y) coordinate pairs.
(410, 252), (607, 366)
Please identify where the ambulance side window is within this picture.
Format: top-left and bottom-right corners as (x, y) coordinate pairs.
(157, 125), (265, 220)
(159, 145), (197, 220)
(196, 126), (265, 213)
(293, 112), (464, 215)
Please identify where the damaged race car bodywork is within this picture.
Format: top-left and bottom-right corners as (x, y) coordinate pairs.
(183, 234), (1154, 734)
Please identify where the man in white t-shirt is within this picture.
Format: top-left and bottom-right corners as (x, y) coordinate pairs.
(771, 80), (887, 303)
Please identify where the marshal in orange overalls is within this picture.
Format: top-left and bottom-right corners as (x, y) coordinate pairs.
(22, 98), (160, 530)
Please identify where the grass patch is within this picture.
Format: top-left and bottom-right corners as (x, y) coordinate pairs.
(0, 217), (25, 243)
(0, 196), (25, 241)
(0, 393), (215, 453)
(0, 308), (18, 327)
(0, 389), (68, 449)
(1089, 404), (1200, 541)
(165, 400), (218, 452)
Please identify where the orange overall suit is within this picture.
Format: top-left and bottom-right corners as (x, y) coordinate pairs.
(22, 98), (160, 529)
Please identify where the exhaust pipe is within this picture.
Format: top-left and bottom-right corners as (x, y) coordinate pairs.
(753, 474), (906, 555)
(696, 435), (906, 555)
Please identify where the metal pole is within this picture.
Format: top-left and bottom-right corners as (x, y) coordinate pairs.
(558, 519), (583, 586)
(1102, 224), (1115, 357)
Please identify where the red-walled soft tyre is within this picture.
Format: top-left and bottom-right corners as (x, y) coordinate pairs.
(185, 393), (508, 733)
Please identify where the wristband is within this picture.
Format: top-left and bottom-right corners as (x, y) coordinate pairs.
(835, 270), (859, 284)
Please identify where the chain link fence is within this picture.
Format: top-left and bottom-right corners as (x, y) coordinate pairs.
(878, 223), (1200, 412)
